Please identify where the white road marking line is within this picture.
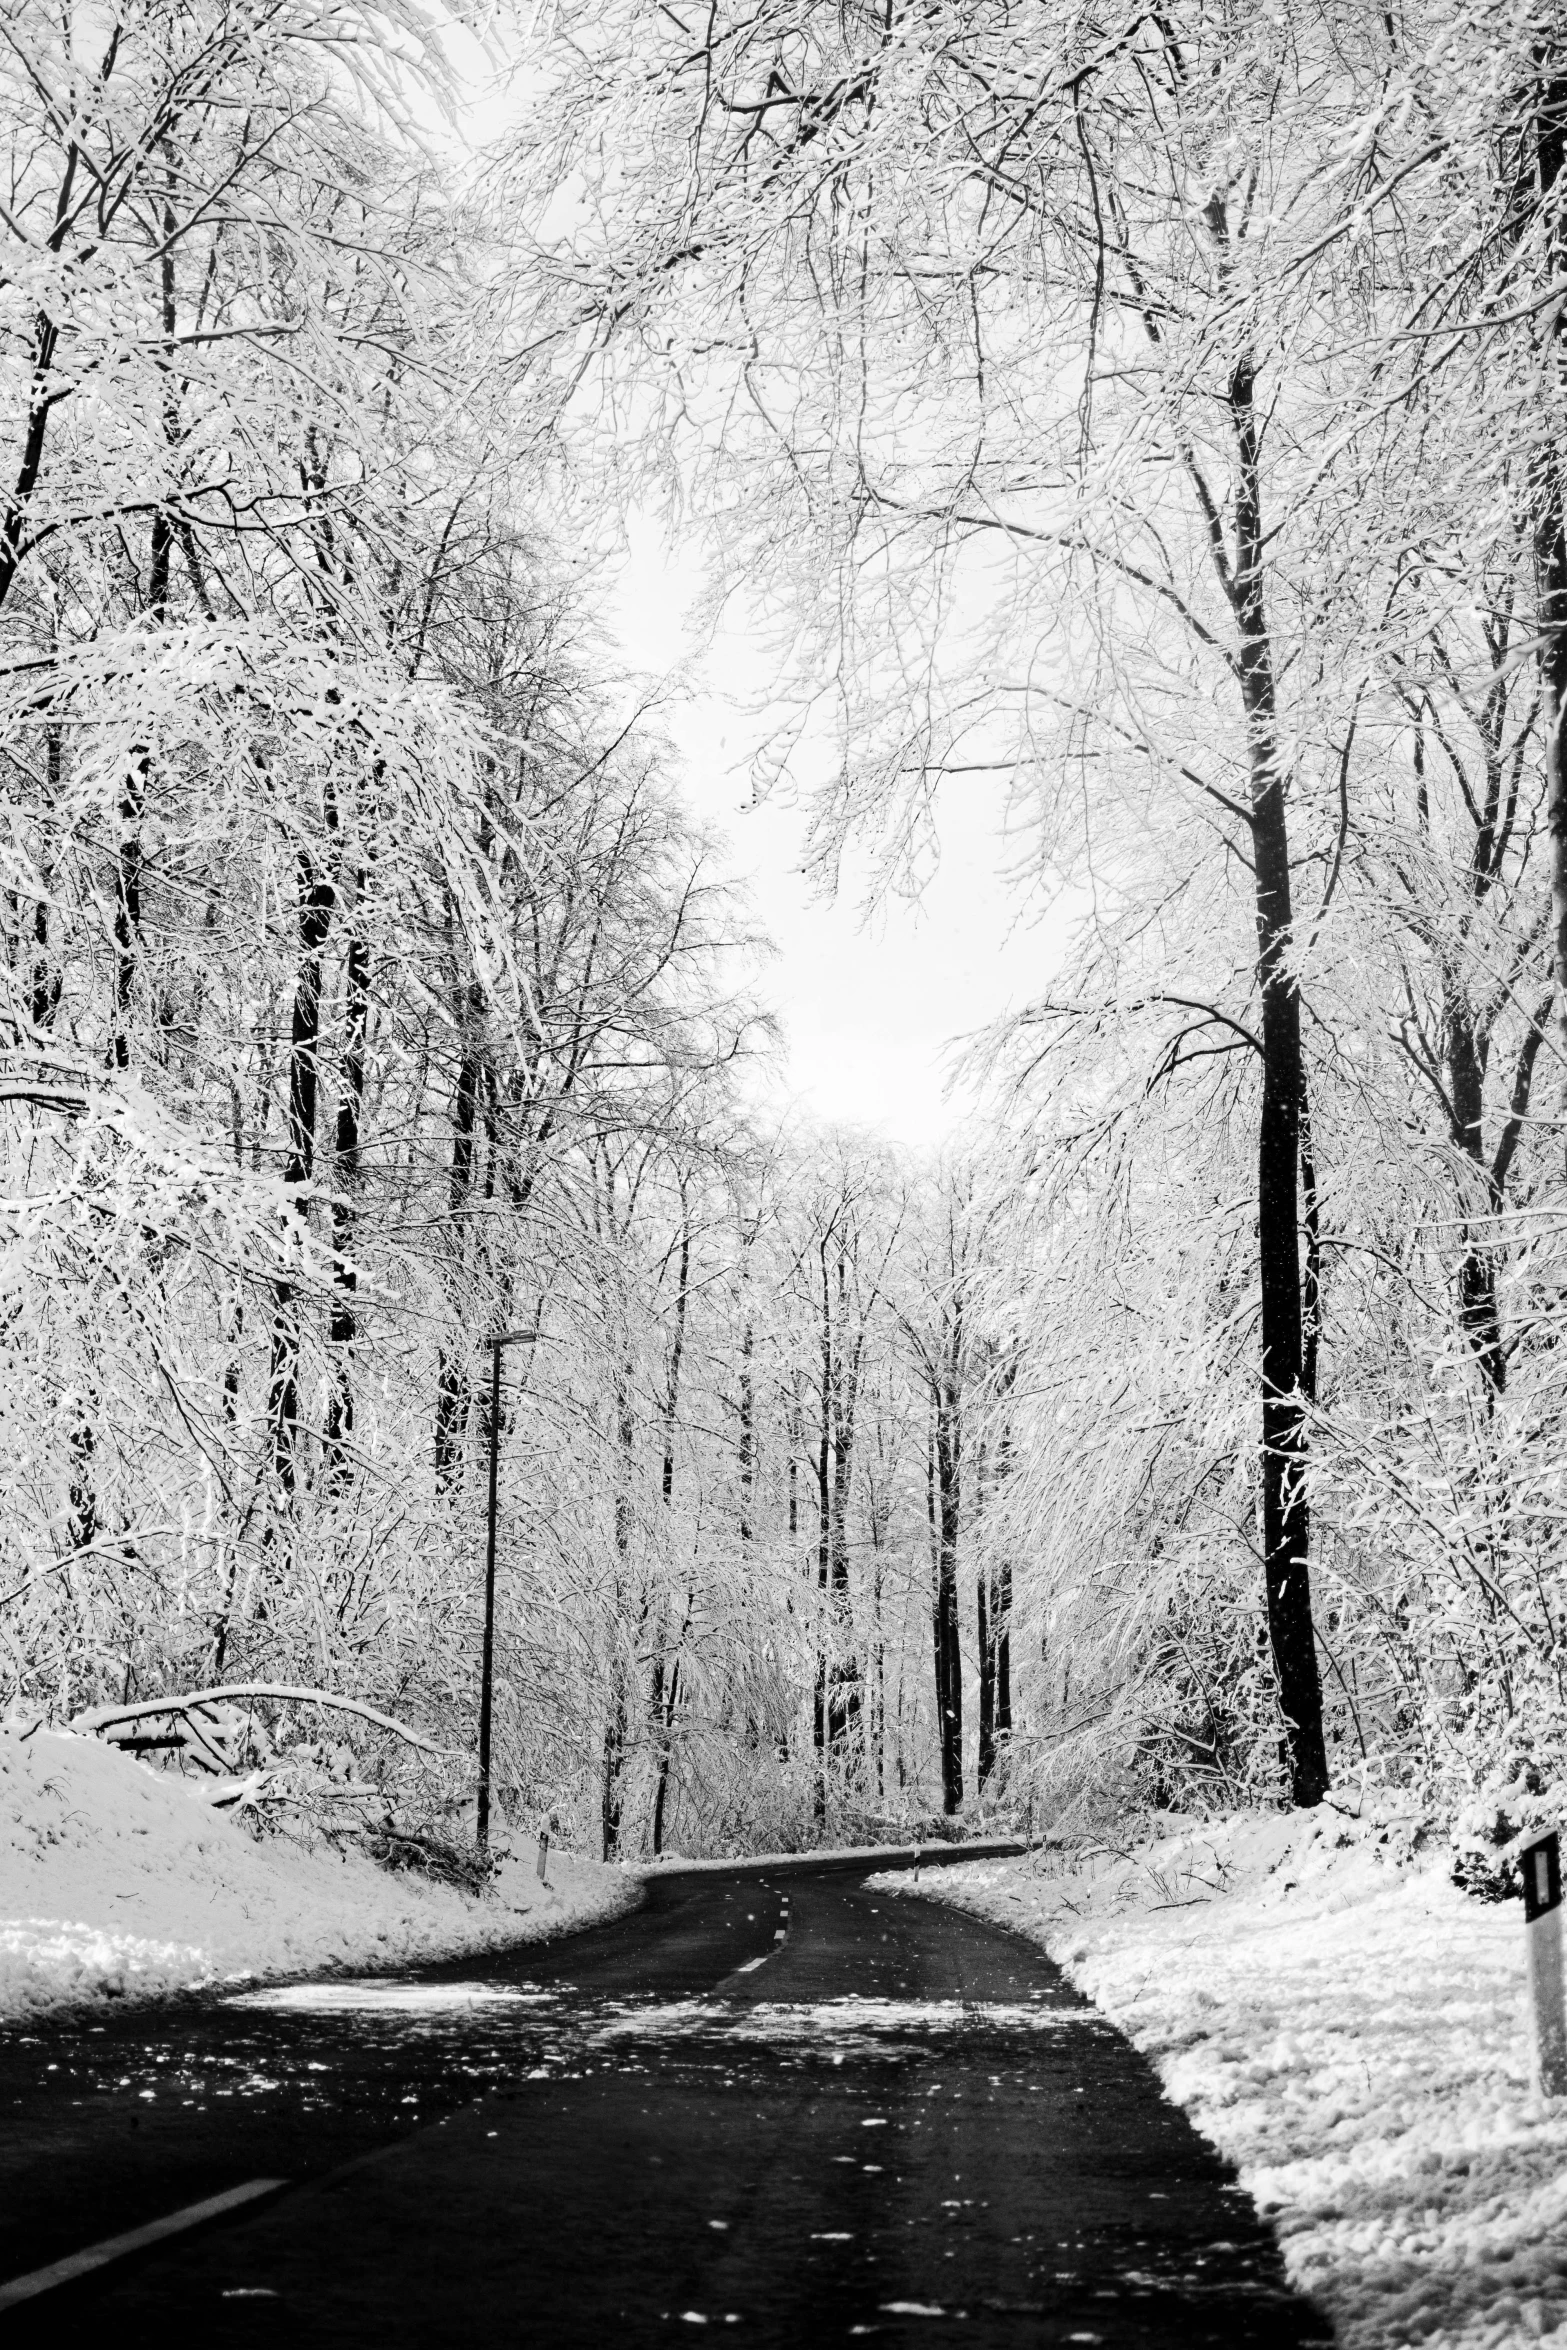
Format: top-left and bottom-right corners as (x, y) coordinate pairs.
(0, 2179), (287, 2310)
(735, 1953), (772, 1974)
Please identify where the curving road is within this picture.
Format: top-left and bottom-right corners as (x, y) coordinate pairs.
(0, 1856), (1329, 2346)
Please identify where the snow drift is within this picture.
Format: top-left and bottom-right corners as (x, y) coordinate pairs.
(0, 1719), (638, 2022)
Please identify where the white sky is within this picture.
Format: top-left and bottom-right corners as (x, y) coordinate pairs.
(608, 521), (1068, 1149)
(432, 37), (1074, 1149)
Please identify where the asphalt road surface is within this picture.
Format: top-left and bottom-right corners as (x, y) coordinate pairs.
(0, 1856), (1329, 2346)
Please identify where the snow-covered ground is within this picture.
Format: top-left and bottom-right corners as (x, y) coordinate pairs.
(873, 1805), (1567, 2350)
(0, 1719), (639, 2022)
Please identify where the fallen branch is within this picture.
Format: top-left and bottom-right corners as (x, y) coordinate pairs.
(70, 1683), (449, 1757)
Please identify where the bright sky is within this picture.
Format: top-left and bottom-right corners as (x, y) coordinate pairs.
(608, 521), (1067, 1149)
(432, 37), (1072, 1147)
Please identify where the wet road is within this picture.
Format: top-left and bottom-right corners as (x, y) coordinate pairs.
(0, 1858), (1328, 2345)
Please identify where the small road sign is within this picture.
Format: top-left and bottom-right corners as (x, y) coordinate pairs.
(1524, 1829), (1565, 2097)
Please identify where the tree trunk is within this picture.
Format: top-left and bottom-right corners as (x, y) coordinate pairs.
(991, 1412), (1014, 1769)
(927, 1422), (946, 1795)
(934, 1373), (963, 1814)
(1227, 348), (1328, 1808)
(649, 1222), (690, 1851)
(267, 852), (334, 1490)
(813, 1284), (831, 1821)
(0, 300), (60, 618)
(975, 1439), (995, 1791)
(324, 915), (369, 1480)
(826, 1284), (862, 1772)
(602, 1359), (636, 1861)
(977, 1561), (994, 1793)
(112, 507), (170, 1069)
(661, 1220), (690, 1506)
(650, 1654), (681, 1856)
(114, 195), (178, 1072)
(1300, 1083), (1323, 1409)
(1537, 69), (1567, 1104)
(602, 1657), (628, 1862)
(67, 1420), (98, 1558)
(1445, 994), (1509, 1396)
(738, 1317), (755, 1541)
(31, 728), (61, 1029)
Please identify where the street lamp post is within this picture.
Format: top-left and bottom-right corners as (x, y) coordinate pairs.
(476, 1326), (539, 1853)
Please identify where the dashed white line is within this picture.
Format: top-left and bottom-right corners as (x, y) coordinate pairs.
(0, 2179), (288, 2310)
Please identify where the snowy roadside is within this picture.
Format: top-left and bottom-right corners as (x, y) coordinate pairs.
(0, 1721), (640, 2025)
(871, 1807), (1567, 2350)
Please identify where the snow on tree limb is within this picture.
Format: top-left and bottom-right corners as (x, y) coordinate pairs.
(71, 1685), (451, 1758)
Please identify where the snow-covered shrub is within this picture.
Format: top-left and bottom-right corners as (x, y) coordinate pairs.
(1448, 1692), (1567, 1903)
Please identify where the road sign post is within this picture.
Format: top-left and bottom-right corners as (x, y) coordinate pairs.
(1524, 1829), (1565, 2097)
(537, 1830), (550, 1884)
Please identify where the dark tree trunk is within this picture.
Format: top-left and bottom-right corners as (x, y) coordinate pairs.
(813, 1294), (831, 1821)
(977, 1562), (994, 1791)
(826, 1293), (862, 1771)
(114, 197), (178, 1071)
(602, 1360), (636, 1861)
(1447, 996), (1509, 1395)
(738, 1318), (755, 1541)
(267, 853), (334, 1490)
(1300, 1085), (1322, 1409)
(324, 917), (369, 1480)
(867, 1443), (889, 1798)
(31, 728), (61, 1029)
(933, 1374), (963, 1814)
(112, 509), (169, 1069)
(0, 302), (60, 618)
(31, 875), (57, 1029)
(991, 1413), (1014, 1768)
(1226, 346), (1328, 1809)
(67, 1419), (98, 1557)
(649, 1224), (690, 1853)
(975, 1439), (995, 1790)
(602, 1661), (628, 1862)
(872, 1544), (885, 1798)
(661, 1221), (690, 1507)
(650, 1655), (681, 1857)
(1538, 69), (1567, 1125)
(111, 761), (143, 1070)
(927, 1424), (946, 1788)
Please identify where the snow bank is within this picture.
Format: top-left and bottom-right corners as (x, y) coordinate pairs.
(0, 1720), (639, 2023)
(872, 1806), (1567, 2350)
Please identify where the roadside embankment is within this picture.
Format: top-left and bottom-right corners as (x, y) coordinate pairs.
(874, 1804), (1567, 2350)
(0, 1719), (639, 2023)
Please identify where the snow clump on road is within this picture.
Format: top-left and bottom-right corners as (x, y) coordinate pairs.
(0, 1719), (638, 2022)
(873, 1804), (1567, 2350)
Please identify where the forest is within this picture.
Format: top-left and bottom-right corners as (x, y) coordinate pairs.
(2, 0), (1565, 1878)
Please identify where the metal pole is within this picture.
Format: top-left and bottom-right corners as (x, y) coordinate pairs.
(477, 1334), (502, 1852)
